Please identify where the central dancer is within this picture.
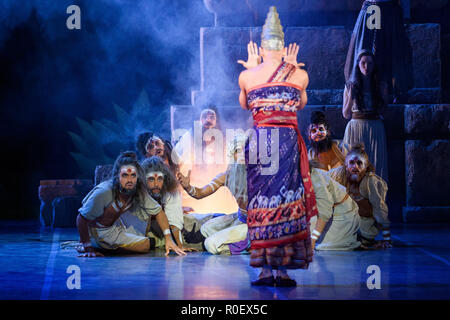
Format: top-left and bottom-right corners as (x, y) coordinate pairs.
(238, 7), (318, 287)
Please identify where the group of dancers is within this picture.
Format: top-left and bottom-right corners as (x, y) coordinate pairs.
(75, 2), (410, 286)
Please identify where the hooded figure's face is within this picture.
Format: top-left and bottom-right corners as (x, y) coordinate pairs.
(358, 55), (374, 77)
(345, 154), (367, 183)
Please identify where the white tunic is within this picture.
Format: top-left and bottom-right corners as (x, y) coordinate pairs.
(310, 168), (361, 250)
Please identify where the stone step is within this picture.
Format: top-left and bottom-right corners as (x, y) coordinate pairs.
(200, 24), (441, 92)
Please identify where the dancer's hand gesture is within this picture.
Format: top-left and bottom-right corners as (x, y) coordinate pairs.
(284, 43), (305, 68)
(237, 41), (261, 69)
(165, 238), (187, 256)
(177, 170), (191, 189)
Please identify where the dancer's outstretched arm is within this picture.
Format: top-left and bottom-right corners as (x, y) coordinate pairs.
(177, 170), (226, 199)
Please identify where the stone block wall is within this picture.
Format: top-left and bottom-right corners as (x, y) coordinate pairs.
(199, 24), (441, 100)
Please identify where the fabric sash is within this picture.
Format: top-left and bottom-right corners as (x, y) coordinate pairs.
(250, 62), (318, 222)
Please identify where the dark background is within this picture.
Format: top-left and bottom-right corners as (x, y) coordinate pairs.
(0, 0), (214, 219)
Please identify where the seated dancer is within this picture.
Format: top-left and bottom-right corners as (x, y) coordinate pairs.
(76, 151), (186, 257)
(177, 134), (249, 255)
(238, 7), (318, 287)
(307, 111), (349, 171)
(329, 144), (392, 249)
(141, 156), (195, 251)
(309, 161), (361, 251)
(136, 131), (193, 215)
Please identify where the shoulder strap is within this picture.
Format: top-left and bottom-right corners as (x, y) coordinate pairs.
(267, 61), (296, 83)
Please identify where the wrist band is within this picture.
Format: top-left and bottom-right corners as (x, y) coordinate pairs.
(163, 229), (171, 236)
(312, 230), (321, 237)
(311, 235), (319, 240)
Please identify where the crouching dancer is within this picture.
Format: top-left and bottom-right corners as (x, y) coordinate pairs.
(76, 151), (186, 257)
(309, 161), (361, 251)
(329, 144), (392, 249)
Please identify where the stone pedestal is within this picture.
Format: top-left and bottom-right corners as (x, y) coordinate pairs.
(403, 104), (450, 222)
(38, 179), (92, 227)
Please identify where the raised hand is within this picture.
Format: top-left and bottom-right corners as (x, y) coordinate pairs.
(237, 41), (261, 69)
(284, 43), (305, 68)
(177, 170), (191, 189)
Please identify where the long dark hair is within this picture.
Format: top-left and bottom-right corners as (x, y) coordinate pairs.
(141, 156), (178, 196)
(161, 139), (180, 175)
(347, 50), (384, 113)
(111, 151), (148, 209)
(136, 131), (153, 160)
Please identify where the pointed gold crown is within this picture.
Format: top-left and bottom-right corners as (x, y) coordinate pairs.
(261, 6), (284, 51)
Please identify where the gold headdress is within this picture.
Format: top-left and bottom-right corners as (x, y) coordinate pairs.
(261, 6), (284, 51)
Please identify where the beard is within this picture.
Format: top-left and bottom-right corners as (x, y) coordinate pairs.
(119, 185), (137, 197)
(151, 189), (161, 198)
(311, 136), (332, 153)
(347, 170), (365, 183)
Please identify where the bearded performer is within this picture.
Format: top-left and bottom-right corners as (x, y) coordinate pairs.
(76, 151), (186, 257)
(238, 7), (318, 287)
(307, 111), (349, 171)
(177, 134), (249, 255)
(118, 156), (192, 250)
(329, 144), (392, 249)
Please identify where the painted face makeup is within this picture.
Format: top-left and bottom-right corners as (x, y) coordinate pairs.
(146, 171), (164, 194)
(119, 165), (138, 190)
(309, 124), (328, 142)
(346, 154), (367, 182)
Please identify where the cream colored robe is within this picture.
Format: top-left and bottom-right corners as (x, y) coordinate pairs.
(329, 166), (390, 240)
(309, 168), (361, 250)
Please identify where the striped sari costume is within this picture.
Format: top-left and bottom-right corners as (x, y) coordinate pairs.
(245, 62), (318, 269)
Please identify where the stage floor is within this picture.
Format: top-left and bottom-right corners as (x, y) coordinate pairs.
(0, 220), (449, 300)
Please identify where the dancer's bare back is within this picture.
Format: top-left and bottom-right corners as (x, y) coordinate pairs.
(238, 43), (309, 110)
